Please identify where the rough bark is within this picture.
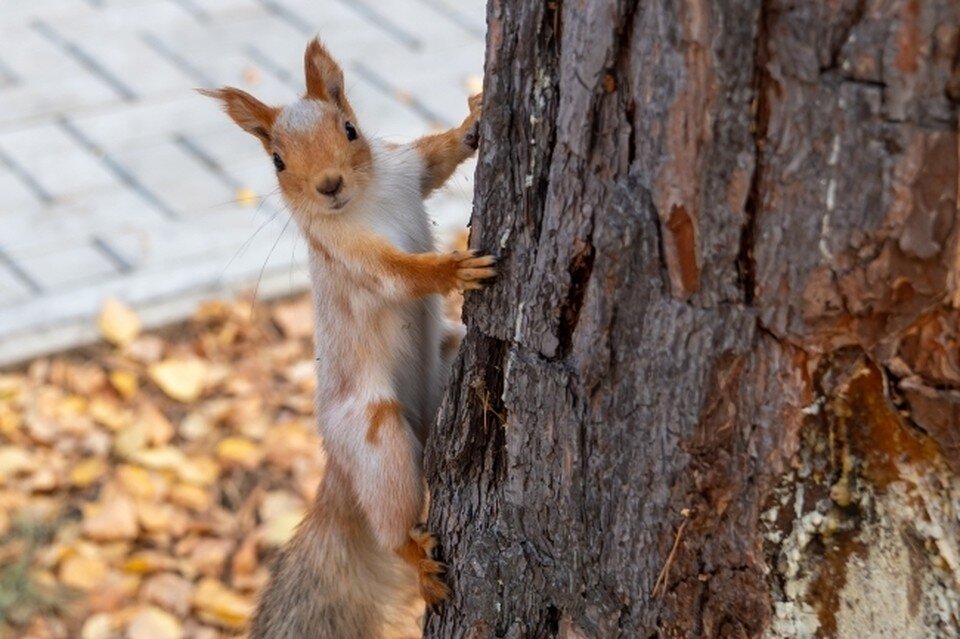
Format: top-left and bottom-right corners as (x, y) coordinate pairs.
(425, 1), (960, 638)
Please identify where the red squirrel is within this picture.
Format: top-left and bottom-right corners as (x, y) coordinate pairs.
(202, 38), (493, 637)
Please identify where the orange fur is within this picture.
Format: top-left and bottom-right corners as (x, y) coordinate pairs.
(366, 399), (404, 444)
(396, 528), (449, 607)
(413, 93), (482, 196)
(197, 87), (280, 151)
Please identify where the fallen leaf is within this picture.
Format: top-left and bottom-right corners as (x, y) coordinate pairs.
(0, 446), (33, 484)
(122, 551), (178, 575)
(89, 397), (131, 431)
(98, 297), (142, 346)
(216, 437), (262, 469)
(127, 606), (183, 639)
(82, 492), (139, 541)
(169, 483), (211, 512)
(131, 446), (186, 472)
(148, 359), (208, 403)
(191, 578), (254, 630)
(141, 573), (194, 617)
(235, 187), (257, 207)
(178, 412), (213, 441)
(109, 370), (139, 400)
(176, 456), (221, 487)
(125, 335), (164, 364)
(116, 464), (167, 500)
(80, 613), (116, 639)
(261, 509), (303, 547)
(190, 538), (234, 577)
(59, 554), (109, 591)
(70, 458), (107, 488)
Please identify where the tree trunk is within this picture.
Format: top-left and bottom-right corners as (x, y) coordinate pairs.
(425, 1), (960, 637)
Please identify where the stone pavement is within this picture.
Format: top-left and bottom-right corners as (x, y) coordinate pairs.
(0, 0), (486, 366)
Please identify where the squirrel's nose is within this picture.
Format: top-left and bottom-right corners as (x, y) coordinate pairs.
(317, 175), (343, 197)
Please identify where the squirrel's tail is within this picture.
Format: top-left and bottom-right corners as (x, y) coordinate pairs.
(249, 460), (422, 639)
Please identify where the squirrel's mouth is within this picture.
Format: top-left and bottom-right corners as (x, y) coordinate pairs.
(330, 198), (349, 211)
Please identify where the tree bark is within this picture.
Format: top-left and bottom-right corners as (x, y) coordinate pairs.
(425, 1), (960, 638)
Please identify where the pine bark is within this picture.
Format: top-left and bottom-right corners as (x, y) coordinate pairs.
(425, 1), (960, 637)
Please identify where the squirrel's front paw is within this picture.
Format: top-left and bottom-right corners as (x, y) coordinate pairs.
(449, 249), (496, 291)
(406, 526), (450, 608)
(462, 93), (482, 150)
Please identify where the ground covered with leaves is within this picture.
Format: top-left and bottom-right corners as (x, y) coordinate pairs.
(0, 294), (328, 639)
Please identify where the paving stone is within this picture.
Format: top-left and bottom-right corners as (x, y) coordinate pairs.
(8, 242), (119, 291)
(0, 123), (120, 202)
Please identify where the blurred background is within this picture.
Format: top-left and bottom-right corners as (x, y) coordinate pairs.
(0, 0), (485, 366)
(0, 1), (484, 637)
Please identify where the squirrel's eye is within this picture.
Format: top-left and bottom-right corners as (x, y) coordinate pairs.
(272, 152), (285, 172)
(344, 122), (358, 141)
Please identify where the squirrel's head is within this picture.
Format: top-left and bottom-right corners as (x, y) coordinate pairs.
(202, 38), (372, 216)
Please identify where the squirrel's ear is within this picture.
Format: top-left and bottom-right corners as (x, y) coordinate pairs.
(304, 37), (355, 118)
(198, 87), (279, 151)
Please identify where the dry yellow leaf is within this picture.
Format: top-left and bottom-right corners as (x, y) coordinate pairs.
(131, 446), (186, 472)
(80, 613), (116, 639)
(190, 538), (234, 577)
(142, 573), (194, 617)
(176, 456), (221, 487)
(116, 464), (169, 501)
(235, 187), (257, 207)
(69, 458), (107, 488)
(169, 483), (211, 512)
(98, 297), (142, 346)
(59, 554), (109, 590)
(109, 370), (139, 400)
(0, 446), (33, 483)
(216, 437), (262, 469)
(114, 421), (148, 459)
(140, 404), (175, 446)
(82, 492), (139, 541)
(261, 509), (303, 547)
(128, 606), (184, 639)
(192, 578), (254, 630)
(149, 359), (208, 403)
(89, 397), (131, 431)
(122, 551), (177, 575)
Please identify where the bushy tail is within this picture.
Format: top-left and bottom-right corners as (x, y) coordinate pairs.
(249, 461), (422, 639)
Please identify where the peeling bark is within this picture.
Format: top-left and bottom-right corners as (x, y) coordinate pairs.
(425, 1), (960, 637)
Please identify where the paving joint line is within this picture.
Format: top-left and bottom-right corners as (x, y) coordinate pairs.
(244, 45), (301, 93)
(0, 246), (44, 295)
(90, 236), (134, 274)
(0, 57), (21, 88)
(57, 117), (180, 220)
(169, 0), (211, 24)
(331, 0), (422, 51)
(140, 31), (216, 88)
(173, 134), (243, 191)
(414, 0), (485, 39)
(0, 146), (55, 205)
(257, 0), (315, 37)
(31, 19), (139, 103)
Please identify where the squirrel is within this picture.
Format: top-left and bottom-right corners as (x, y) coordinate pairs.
(201, 37), (494, 638)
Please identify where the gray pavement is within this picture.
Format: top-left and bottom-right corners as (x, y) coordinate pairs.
(0, 0), (486, 365)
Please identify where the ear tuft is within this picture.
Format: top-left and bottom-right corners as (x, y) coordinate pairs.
(199, 87), (279, 151)
(304, 37), (354, 118)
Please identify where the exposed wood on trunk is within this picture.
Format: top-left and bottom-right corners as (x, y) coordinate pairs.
(425, 1), (960, 637)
